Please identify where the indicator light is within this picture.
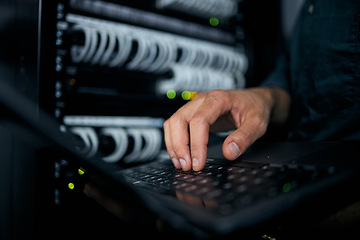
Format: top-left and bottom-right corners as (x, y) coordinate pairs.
(166, 90), (176, 99)
(69, 78), (76, 85)
(78, 167), (85, 175)
(68, 182), (75, 190)
(182, 91), (198, 101)
(282, 182), (291, 193)
(182, 91), (192, 100)
(209, 17), (220, 27)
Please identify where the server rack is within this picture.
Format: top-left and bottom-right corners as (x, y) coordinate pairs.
(0, 0), (284, 238)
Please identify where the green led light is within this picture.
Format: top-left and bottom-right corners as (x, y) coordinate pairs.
(182, 91), (192, 101)
(209, 17), (220, 27)
(166, 90), (176, 99)
(68, 182), (75, 190)
(282, 182), (291, 193)
(78, 167), (85, 175)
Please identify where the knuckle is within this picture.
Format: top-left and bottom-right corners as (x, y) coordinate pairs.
(163, 119), (169, 129)
(190, 113), (206, 126)
(168, 112), (182, 126)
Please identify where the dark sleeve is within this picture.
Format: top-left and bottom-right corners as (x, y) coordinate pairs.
(260, 53), (290, 93)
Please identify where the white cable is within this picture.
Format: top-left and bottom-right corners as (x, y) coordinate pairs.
(137, 39), (159, 71)
(70, 127), (91, 155)
(181, 43), (197, 66)
(123, 128), (143, 163)
(193, 68), (203, 91)
(217, 52), (229, 72)
(91, 28), (108, 65)
(199, 46), (212, 69)
(144, 128), (160, 160)
(157, 65), (239, 93)
(156, 40), (174, 73)
(70, 127), (99, 158)
(67, 14), (247, 92)
(108, 30), (132, 68)
(150, 128), (162, 160)
(138, 129), (155, 162)
(183, 66), (194, 91)
(176, 43), (188, 65)
(83, 28), (98, 63)
(101, 128), (129, 163)
(70, 25), (92, 63)
(223, 51), (236, 73)
(146, 39), (168, 73)
(156, 0), (237, 19)
(139, 128), (163, 161)
(193, 48), (205, 67)
(126, 35), (149, 70)
(99, 29), (116, 66)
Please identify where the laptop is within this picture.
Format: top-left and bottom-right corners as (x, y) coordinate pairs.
(1, 78), (360, 238)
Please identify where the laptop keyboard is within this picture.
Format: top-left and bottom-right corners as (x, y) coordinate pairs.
(121, 159), (336, 214)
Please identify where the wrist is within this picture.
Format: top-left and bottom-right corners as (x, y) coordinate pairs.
(265, 87), (291, 124)
(244, 87), (290, 124)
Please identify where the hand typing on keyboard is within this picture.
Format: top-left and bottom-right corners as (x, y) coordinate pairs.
(163, 88), (290, 171)
(120, 159), (336, 215)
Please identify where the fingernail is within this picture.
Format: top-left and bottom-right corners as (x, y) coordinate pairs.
(179, 158), (187, 169)
(171, 158), (181, 169)
(192, 158), (199, 168)
(228, 142), (241, 159)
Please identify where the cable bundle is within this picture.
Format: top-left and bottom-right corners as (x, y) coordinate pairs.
(156, 0), (238, 19)
(67, 14), (247, 93)
(157, 65), (245, 94)
(64, 116), (164, 163)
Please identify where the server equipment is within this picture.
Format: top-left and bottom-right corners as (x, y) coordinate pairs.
(0, 0), (284, 238)
(40, 0), (247, 237)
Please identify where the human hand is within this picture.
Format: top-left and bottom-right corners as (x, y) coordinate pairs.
(164, 87), (290, 171)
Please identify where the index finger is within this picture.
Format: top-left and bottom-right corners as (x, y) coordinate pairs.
(189, 91), (232, 171)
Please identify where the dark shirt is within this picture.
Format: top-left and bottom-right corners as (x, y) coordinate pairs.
(262, 0), (360, 141)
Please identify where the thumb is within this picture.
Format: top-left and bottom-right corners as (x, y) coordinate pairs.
(222, 120), (267, 160)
